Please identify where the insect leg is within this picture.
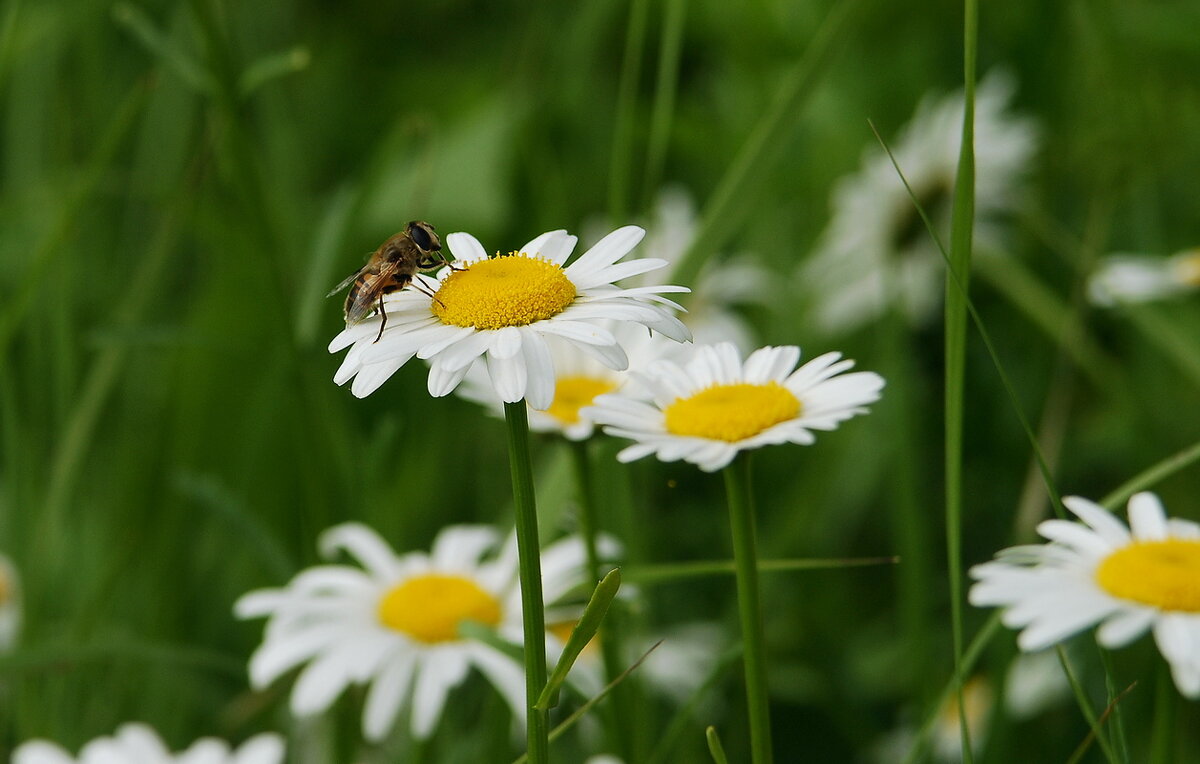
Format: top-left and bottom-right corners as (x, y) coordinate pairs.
(373, 293), (388, 343)
(410, 279), (446, 308)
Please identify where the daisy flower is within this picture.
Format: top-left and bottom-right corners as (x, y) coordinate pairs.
(328, 226), (690, 408)
(1087, 248), (1200, 306)
(12, 723), (284, 764)
(585, 342), (885, 472)
(235, 523), (595, 742)
(0, 553), (19, 651)
(969, 492), (1200, 697)
(801, 71), (1038, 333)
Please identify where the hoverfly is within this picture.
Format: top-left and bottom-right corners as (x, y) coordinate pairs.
(328, 221), (448, 342)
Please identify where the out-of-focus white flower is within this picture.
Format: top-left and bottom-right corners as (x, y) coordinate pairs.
(802, 71), (1038, 333)
(587, 342), (884, 472)
(639, 189), (775, 352)
(329, 226), (690, 407)
(1003, 650), (1071, 719)
(970, 492), (1200, 698)
(0, 553), (20, 651)
(235, 523), (596, 742)
(12, 723), (284, 764)
(1087, 248), (1200, 307)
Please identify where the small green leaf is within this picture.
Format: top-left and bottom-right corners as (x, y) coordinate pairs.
(111, 3), (216, 94)
(534, 567), (621, 711)
(706, 727), (729, 764)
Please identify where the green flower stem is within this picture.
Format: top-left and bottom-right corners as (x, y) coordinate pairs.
(504, 402), (549, 764)
(1149, 661), (1176, 764)
(723, 453), (773, 764)
(570, 440), (636, 760)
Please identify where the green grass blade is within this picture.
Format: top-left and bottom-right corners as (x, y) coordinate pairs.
(112, 3), (216, 94)
(670, 0), (865, 287)
(1099, 439), (1200, 510)
(535, 567), (621, 711)
(608, 0), (650, 221)
(624, 555), (897, 584)
(641, 0), (687, 203)
(510, 641), (662, 764)
(238, 45), (310, 98)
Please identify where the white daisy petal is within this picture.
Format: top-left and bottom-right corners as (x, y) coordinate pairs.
(1096, 607), (1156, 648)
(1062, 496), (1132, 545)
(1128, 492), (1169, 540)
(446, 232), (489, 263)
(410, 649), (471, 738)
(319, 524), (401, 580)
(362, 650), (417, 742)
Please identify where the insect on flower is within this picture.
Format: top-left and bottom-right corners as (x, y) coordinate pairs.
(328, 221), (450, 342)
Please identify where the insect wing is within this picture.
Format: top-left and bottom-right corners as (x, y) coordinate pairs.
(326, 269), (362, 298)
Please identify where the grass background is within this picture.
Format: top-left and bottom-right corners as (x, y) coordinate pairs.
(2, 0), (1199, 760)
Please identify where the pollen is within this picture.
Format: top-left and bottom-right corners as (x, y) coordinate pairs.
(664, 382), (800, 442)
(546, 376), (617, 424)
(433, 253), (577, 329)
(1095, 539), (1200, 612)
(377, 574), (503, 643)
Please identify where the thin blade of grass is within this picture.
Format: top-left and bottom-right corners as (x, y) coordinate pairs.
(112, 3), (216, 94)
(902, 613), (1000, 764)
(608, 0), (650, 221)
(1099, 439), (1200, 511)
(510, 641), (662, 764)
(670, 0), (865, 287)
(1056, 646), (1120, 764)
(641, 0), (687, 203)
(624, 555), (898, 585)
(238, 45), (310, 98)
(944, 0), (979, 754)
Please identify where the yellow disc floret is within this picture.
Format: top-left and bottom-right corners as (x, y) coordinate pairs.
(546, 376), (617, 424)
(1175, 250), (1200, 287)
(433, 253), (576, 329)
(1095, 539), (1200, 612)
(378, 574), (503, 643)
(664, 382), (801, 442)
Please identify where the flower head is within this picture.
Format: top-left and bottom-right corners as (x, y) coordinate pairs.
(970, 492), (1200, 697)
(329, 226), (690, 408)
(1087, 248), (1200, 306)
(585, 342), (884, 472)
(13, 723), (283, 764)
(235, 523), (595, 741)
(0, 553), (19, 651)
(802, 71), (1037, 333)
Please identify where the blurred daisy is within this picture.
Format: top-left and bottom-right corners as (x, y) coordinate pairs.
(1087, 248), (1200, 306)
(802, 71), (1038, 333)
(970, 492), (1200, 697)
(12, 723), (283, 764)
(328, 226), (690, 407)
(235, 523), (595, 741)
(0, 553), (19, 651)
(639, 189), (775, 352)
(872, 677), (991, 763)
(585, 342), (884, 472)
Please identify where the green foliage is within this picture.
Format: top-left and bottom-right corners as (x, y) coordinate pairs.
(2, 0), (1200, 761)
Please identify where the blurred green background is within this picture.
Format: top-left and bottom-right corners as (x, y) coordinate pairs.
(2, 0), (1199, 760)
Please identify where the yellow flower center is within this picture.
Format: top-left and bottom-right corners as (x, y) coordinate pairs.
(432, 253), (576, 329)
(1094, 539), (1200, 612)
(545, 376), (617, 424)
(0, 575), (9, 605)
(664, 382), (800, 442)
(377, 574), (503, 643)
